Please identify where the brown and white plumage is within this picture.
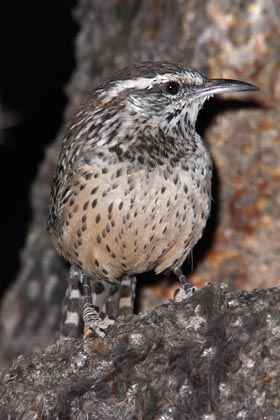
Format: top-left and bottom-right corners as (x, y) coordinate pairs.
(47, 62), (258, 336)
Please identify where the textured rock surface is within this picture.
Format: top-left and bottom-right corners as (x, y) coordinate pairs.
(0, 0), (279, 398)
(1, 286), (280, 419)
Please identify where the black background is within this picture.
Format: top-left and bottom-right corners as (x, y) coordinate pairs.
(0, 1), (77, 295)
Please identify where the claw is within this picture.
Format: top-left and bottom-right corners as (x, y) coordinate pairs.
(83, 316), (115, 338)
(174, 285), (198, 302)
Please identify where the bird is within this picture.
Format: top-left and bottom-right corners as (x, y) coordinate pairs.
(47, 61), (258, 338)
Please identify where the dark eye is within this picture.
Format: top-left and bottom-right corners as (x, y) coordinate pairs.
(165, 81), (180, 95)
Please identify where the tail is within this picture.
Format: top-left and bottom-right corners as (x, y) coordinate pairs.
(59, 267), (84, 339)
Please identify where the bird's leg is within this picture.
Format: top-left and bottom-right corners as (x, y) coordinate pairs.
(173, 267), (197, 296)
(82, 274), (115, 338)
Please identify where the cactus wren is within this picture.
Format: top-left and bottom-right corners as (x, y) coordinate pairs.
(47, 62), (258, 337)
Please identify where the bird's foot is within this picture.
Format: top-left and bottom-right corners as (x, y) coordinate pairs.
(83, 302), (115, 338)
(172, 267), (198, 301)
(82, 274), (114, 338)
(173, 286), (197, 302)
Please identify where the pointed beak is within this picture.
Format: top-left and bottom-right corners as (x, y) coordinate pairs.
(192, 78), (259, 98)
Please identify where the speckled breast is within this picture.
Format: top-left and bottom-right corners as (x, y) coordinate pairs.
(55, 153), (212, 282)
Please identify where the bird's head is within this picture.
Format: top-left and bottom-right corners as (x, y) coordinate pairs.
(95, 62), (258, 137)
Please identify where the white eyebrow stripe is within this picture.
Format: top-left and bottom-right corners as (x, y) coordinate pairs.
(100, 74), (177, 102)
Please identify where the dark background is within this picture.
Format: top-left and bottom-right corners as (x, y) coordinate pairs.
(0, 1), (77, 295)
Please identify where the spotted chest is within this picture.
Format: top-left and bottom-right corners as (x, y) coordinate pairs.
(55, 152), (212, 281)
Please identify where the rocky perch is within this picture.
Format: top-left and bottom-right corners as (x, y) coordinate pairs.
(1, 285), (280, 419)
